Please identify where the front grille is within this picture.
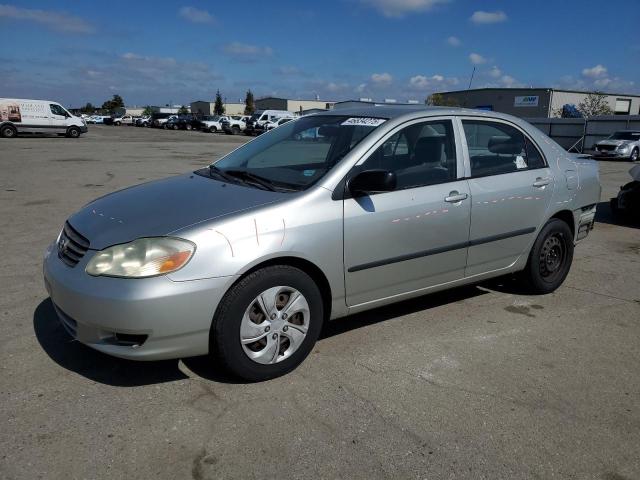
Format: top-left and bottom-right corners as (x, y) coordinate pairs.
(596, 144), (616, 152)
(58, 221), (90, 267)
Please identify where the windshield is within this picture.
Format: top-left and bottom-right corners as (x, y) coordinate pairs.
(609, 131), (640, 140)
(205, 115), (385, 191)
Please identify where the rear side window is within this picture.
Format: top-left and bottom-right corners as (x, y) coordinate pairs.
(462, 120), (545, 177)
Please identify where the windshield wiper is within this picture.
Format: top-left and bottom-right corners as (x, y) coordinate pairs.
(223, 169), (277, 191)
(208, 164), (236, 183)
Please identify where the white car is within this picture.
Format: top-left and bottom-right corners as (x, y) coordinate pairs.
(266, 117), (295, 131)
(593, 130), (640, 161)
(222, 115), (250, 135)
(0, 98), (87, 138)
(112, 114), (136, 126)
(201, 115), (229, 133)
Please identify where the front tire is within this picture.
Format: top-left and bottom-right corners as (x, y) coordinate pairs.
(66, 126), (81, 138)
(209, 126), (217, 133)
(520, 218), (574, 294)
(1, 124), (17, 138)
(211, 266), (324, 381)
(630, 148), (639, 162)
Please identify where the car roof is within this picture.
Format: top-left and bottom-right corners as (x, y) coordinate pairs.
(319, 104), (522, 123)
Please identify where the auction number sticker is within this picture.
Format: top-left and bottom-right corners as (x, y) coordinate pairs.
(341, 117), (387, 127)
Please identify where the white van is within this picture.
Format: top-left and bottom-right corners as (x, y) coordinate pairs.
(0, 98), (87, 138)
(245, 109), (294, 135)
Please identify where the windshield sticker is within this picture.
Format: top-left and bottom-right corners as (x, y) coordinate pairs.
(341, 117), (387, 127)
(303, 169), (316, 177)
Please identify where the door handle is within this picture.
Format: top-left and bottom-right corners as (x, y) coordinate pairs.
(533, 177), (551, 188)
(444, 191), (468, 203)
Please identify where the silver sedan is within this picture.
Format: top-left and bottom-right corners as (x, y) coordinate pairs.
(43, 105), (601, 380)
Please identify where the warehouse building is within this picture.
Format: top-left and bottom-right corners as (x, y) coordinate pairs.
(190, 101), (245, 116)
(254, 97), (336, 114)
(433, 88), (640, 118)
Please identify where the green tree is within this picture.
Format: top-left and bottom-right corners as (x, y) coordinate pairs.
(214, 90), (225, 115)
(426, 93), (460, 107)
(142, 105), (154, 116)
(577, 92), (613, 117)
(81, 102), (95, 114)
(178, 105), (189, 115)
(101, 94), (125, 113)
(244, 89), (255, 115)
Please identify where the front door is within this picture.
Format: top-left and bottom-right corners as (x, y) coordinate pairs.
(49, 103), (69, 133)
(344, 118), (471, 307)
(460, 118), (554, 276)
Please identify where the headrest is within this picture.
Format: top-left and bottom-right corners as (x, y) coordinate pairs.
(488, 135), (523, 155)
(415, 136), (445, 163)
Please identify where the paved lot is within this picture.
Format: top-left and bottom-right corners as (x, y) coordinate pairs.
(1, 125), (639, 480)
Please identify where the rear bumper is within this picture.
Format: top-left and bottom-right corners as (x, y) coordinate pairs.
(43, 242), (236, 360)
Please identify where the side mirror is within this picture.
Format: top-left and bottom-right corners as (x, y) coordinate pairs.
(348, 169), (397, 194)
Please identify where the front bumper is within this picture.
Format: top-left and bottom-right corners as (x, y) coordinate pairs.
(80, 125), (88, 133)
(592, 150), (629, 159)
(43, 242), (236, 360)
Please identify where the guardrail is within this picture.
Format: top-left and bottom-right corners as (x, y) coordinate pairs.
(525, 115), (640, 153)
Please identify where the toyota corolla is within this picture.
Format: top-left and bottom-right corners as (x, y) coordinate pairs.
(43, 105), (601, 381)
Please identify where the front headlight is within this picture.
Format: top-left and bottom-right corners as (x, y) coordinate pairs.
(617, 144), (629, 152)
(86, 237), (195, 278)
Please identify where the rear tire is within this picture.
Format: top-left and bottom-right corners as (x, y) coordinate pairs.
(520, 218), (574, 294)
(186, 124), (192, 131)
(232, 125), (241, 135)
(66, 126), (81, 138)
(211, 265), (324, 381)
(114, 121), (121, 126)
(1, 124), (17, 138)
(209, 126), (217, 133)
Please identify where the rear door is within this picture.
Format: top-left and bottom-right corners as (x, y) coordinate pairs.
(460, 118), (554, 276)
(343, 117), (471, 307)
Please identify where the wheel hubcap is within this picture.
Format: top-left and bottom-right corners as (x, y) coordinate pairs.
(240, 286), (310, 364)
(539, 234), (565, 279)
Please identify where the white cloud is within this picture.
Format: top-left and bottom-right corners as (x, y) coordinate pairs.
(355, 83), (368, 93)
(470, 10), (507, 24)
(360, 0), (450, 18)
(222, 42), (273, 61)
(178, 6), (215, 24)
(488, 66), (502, 78)
(582, 64), (607, 79)
(371, 72), (393, 86)
(0, 4), (94, 33)
(469, 53), (487, 65)
(408, 74), (459, 90)
(446, 36), (461, 47)
(500, 75), (517, 87)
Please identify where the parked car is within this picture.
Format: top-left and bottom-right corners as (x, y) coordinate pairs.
(592, 130), (640, 161)
(165, 115), (196, 130)
(201, 115), (229, 133)
(610, 164), (640, 222)
(0, 98), (87, 138)
(112, 114), (136, 126)
(135, 116), (151, 127)
(151, 114), (177, 128)
(222, 115), (250, 135)
(266, 117), (295, 131)
(245, 110), (294, 135)
(43, 106), (601, 381)
(189, 115), (215, 131)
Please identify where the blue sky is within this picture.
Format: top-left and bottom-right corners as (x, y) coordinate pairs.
(1, 0), (638, 107)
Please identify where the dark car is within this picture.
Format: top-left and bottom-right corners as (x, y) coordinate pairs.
(165, 115), (196, 130)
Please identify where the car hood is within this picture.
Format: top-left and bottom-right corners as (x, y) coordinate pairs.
(68, 173), (290, 250)
(597, 140), (629, 147)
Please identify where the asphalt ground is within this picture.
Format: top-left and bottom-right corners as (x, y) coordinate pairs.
(1, 125), (639, 479)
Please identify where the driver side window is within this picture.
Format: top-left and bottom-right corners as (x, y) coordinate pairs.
(50, 104), (66, 117)
(362, 119), (457, 190)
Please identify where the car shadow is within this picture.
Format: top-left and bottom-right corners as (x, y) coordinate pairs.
(320, 284), (488, 339)
(595, 200), (639, 228)
(34, 280), (525, 386)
